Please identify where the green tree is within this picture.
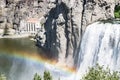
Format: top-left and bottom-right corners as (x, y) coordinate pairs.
(82, 64), (120, 80)
(33, 73), (42, 80)
(44, 71), (52, 80)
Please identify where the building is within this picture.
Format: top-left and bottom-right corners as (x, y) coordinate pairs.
(19, 18), (41, 36)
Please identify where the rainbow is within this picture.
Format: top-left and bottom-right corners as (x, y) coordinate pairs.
(0, 48), (75, 74)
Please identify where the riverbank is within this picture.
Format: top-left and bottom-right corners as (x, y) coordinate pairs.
(0, 34), (30, 39)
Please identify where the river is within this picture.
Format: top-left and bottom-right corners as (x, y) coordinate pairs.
(0, 38), (71, 80)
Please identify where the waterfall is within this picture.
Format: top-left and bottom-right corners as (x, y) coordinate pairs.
(76, 22), (120, 80)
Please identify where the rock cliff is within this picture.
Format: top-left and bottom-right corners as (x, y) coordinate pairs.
(0, 0), (119, 68)
(36, 0), (118, 68)
(36, 0), (83, 67)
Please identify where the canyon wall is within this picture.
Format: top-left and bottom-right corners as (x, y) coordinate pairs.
(37, 0), (117, 68)
(0, 0), (119, 68)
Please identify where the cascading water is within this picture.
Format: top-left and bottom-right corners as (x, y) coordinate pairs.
(75, 22), (120, 80)
(1, 22), (120, 80)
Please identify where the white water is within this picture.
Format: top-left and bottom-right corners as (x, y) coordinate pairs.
(75, 22), (120, 80)
(1, 22), (120, 80)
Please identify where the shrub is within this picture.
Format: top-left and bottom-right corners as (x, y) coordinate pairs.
(33, 73), (42, 80)
(44, 71), (52, 80)
(82, 64), (120, 80)
(114, 5), (120, 18)
(33, 71), (52, 80)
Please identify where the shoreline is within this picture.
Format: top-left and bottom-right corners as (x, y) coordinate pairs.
(0, 34), (30, 39)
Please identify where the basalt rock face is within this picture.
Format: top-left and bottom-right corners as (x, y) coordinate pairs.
(36, 0), (83, 67)
(37, 0), (117, 68)
(81, 0), (116, 33)
(0, 0), (46, 30)
(38, 0), (117, 67)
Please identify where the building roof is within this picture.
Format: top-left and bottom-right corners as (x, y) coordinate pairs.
(26, 18), (40, 23)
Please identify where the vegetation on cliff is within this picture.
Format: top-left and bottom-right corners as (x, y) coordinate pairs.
(114, 5), (120, 18)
